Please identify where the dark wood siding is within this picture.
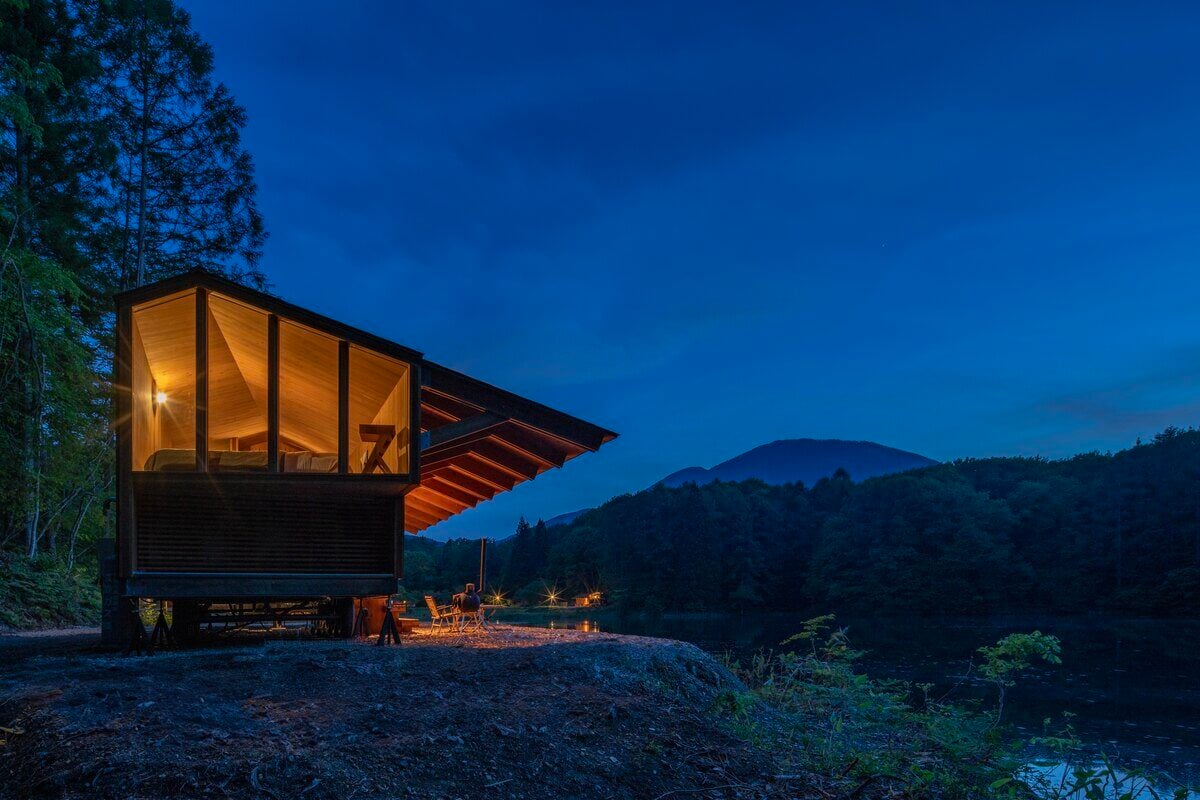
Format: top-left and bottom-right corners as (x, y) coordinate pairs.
(133, 475), (394, 574)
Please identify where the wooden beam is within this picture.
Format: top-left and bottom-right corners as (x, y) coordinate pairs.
(424, 365), (616, 451)
(422, 440), (542, 480)
(423, 468), (500, 501)
(420, 412), (505, 451)
(422, 476), (485, 506)
(114, 269), (425, 366)
(267, 314), (279, 472)
(408, 494), (457, 517)
(408, 358), (421, 479)
(116, 303), (135, 577)
(409, 487), (469, 516)
(490, 422), (573, 467)
(425, 457), (520, 492)
(195, 288), (208, 472)
(337, 340), (349, 474)
(419, 404), (457, 431)
(404, 503), (442, 529)
(420, 389), (483, 421)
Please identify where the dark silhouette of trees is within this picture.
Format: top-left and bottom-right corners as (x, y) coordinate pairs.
(444, 429), (1200, 617)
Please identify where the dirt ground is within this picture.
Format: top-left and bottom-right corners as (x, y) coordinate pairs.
(0, 626), (799, 800)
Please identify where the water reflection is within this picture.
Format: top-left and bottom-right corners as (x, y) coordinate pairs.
(547, 618), (601, 633)
(1023, 761), (1198, 799)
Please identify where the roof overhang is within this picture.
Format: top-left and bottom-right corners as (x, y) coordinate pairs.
(411, 361), (616, 532)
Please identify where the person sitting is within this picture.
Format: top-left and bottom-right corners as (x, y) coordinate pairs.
(453, 583), (481, 613)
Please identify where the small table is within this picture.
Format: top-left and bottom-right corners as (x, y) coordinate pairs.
(359, 424), (396, 474)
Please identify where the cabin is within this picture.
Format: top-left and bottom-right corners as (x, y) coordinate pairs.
(106, 270), (615, 643)
(573, 592), (603, 608)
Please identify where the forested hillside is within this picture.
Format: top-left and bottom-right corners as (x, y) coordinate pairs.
(416, 428), (1200, 617)
(1, 0), (264, 625)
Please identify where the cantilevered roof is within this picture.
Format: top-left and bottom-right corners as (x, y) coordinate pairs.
(116, 270), (618, 534)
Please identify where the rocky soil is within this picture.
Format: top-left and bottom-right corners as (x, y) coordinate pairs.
(0, 626), (803, 799)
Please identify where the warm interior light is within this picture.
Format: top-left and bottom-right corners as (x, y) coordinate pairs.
(155, 390), (168, 405)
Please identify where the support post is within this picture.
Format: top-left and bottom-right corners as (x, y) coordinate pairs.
(115, 305), (135, 576)
(195, 288), (208, 472)
(479, 537), (488, 596)
(338, 340), (349, 474)
(267, 314), (279, 472)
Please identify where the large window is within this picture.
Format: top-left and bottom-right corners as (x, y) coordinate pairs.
(130, 288), (413, 477)
(348, 346), (411, 474)
(206, 294), (269, 470)
(132, 290), (197, 471)
(278, 319), (339, 473)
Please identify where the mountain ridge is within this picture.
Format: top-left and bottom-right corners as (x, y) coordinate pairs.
(545, 438), (937, 527)
(660, 438), (938, 488)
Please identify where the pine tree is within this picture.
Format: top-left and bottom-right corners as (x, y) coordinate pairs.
(503, 517), (535, 590)
(531, 519), (549, 577)
(96, 0), (265, 289)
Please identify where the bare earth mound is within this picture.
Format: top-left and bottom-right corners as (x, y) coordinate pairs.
(0, 627), (788, 799)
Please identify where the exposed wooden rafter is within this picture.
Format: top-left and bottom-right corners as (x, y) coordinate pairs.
(420, 411), (505, 451)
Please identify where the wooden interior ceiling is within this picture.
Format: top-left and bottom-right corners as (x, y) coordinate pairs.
(133, 291), (197, 450)
(133, 291), (196, 402)
(278, 320), (340, 453)
(207, 294), (268, 443)
(406, 368), (617, 534)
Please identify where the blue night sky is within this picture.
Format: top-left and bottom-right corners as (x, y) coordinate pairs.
(185, 2), (1200, 540)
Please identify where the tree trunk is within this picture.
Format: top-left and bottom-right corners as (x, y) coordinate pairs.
(134, 8), (150, 287)
(23, 350), (45, 559)
(135, 109), (148, 286)
(67, 494), (95, 571)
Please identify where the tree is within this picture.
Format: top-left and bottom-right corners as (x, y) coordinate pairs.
(1, 0), (109, 557)
(531, 519), (549, 577)
(96, 0), (265, 289)
(503, 517), (535, 590)
(1, 0), (267, 579)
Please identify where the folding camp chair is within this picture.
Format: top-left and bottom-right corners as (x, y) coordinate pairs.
(425, 595), (460, 634)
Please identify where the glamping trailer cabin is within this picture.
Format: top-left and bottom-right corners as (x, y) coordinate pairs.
(108, 270), (615, 644)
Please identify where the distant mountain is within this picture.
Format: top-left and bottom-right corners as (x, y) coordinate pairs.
(544, 508), (589, 528)
(659, 439), (937, 489)
(543, 438), (937, 528)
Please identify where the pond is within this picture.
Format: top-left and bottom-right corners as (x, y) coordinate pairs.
(499, 610), (1200, 794)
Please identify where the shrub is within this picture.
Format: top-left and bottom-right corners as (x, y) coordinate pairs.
(0, 554), (101, 630)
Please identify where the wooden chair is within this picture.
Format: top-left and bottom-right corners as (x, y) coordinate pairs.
(458, 606), (486, 633)
(424, 595), (459, 634)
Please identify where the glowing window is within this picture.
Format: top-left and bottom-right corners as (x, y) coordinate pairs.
(132, 291), (197, 471)
(348, 346), (411, 475)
